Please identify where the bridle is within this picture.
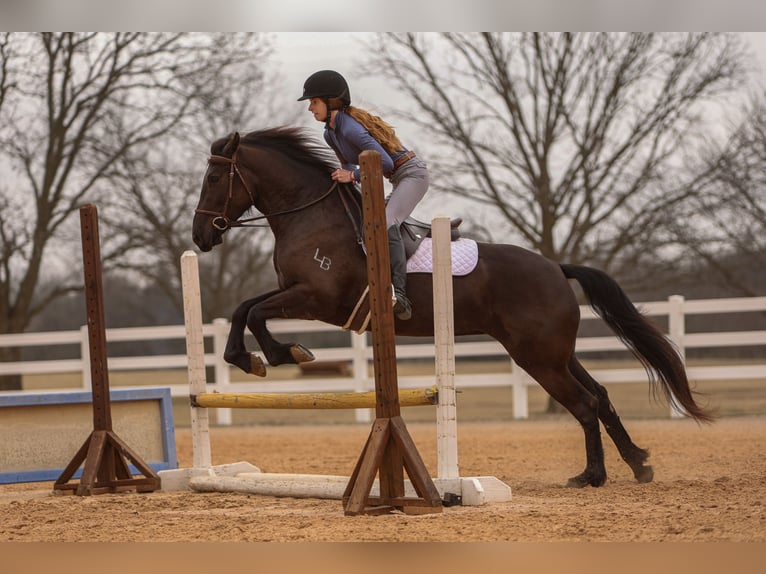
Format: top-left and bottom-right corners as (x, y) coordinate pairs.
(195, 151), (339, 230)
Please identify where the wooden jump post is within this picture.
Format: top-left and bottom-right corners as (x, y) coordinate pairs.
(53, 204), (160, 496)
(341, 151), (442, 515)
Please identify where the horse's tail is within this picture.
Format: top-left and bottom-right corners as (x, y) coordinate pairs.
(560, 263), (715, 424)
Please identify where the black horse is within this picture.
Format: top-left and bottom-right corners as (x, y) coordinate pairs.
(192, 127), (713, 488)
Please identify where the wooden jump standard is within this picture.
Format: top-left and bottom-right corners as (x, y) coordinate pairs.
(53, 204), (160, 496)
(341, 151), (443, 516)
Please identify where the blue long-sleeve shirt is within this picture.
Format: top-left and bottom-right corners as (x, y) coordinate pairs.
(324, 111), (409, 180)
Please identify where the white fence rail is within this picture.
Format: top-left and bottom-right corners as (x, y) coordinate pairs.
(1, 295), (765, 423)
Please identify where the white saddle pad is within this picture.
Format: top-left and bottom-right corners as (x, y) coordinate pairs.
(406, 238), (479, 276)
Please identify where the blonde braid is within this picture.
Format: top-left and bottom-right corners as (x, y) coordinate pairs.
(345, 106), (404, 154)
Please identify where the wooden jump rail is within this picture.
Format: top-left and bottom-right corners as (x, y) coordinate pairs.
(191, 386), (438, 410)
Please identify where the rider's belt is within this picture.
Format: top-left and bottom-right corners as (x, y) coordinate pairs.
(392, 151), (416, 172)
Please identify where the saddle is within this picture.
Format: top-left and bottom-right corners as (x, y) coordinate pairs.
(343, 217), (465, 334)
(400, 217), (462, 259)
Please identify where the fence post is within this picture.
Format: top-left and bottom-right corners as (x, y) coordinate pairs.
(212, 318), (232, 426)
(79, 325), (91, 391)
(668, 294), (686, 419)
(510, 359), (529, 419)
(352, 332), (371, 423)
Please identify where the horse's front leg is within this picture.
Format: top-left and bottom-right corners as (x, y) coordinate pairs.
(223, 290), (281, 376)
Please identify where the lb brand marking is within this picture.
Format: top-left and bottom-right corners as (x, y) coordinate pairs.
(313, 248), (332, 271)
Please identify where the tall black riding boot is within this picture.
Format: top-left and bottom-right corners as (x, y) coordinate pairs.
(387, 225), (412, 320)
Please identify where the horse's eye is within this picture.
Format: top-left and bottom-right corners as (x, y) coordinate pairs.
(208, 174), (220, 184)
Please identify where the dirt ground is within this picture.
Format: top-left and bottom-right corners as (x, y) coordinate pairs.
(1, 415), (764, 544)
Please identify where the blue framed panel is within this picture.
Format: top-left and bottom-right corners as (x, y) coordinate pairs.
(0, 387), (177, 484)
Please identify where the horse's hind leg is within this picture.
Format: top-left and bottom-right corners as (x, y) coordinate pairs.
(569, 358), (654, 483)
(518, 359), (607, 488)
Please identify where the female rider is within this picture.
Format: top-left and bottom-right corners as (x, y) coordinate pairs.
(298, 69), (429, 320)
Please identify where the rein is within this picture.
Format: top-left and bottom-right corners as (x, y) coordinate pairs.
(195, 152), (339, 230)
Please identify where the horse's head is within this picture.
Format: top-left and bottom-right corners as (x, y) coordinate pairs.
(193, 126), (347, 252)
(192, 132), (254, 252)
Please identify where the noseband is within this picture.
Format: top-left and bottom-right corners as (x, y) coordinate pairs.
(195, 151), (339, 230)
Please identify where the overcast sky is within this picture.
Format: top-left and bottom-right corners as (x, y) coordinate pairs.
(3, 2), (764, 98)
(273, 32), (766, 154)
(2, 8), (764, 220)
(273, 32), (766, 107)
(2, 1), (766, 32)
(268, 31), (766, 222)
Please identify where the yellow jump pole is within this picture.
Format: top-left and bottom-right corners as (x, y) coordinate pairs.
(192, 386), (438, 410)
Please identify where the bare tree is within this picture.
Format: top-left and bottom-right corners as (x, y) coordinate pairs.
(0, 32), (277, 388)
(101, 145), (280, 322)
(0, 33), (10, 110)
(362, 33), (753, 414)
(363, 33), (750, 286)
(97, 40), (297, 321)
(669, 91), (766, 296)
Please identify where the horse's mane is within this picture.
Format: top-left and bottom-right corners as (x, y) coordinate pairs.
(211, 127), (362, 211)
(225, 126), (339, 175)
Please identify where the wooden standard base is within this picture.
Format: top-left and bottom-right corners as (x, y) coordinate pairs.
(53, 206), (161, 497)
(53, 429), (160, 496)
(343, 416), (443, 516)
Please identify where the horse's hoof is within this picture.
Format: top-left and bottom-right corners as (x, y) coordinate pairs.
(249, 354), (266, 377)
(566, 475), (590, 488)
(635, 465), (654, 484)
(566, 472), (606, 488)
(290, 344), (315, 364)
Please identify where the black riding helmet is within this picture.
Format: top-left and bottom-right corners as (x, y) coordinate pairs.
(297, 70), (351, 107)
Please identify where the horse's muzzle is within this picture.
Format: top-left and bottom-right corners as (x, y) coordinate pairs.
(192, 225), (224, 252)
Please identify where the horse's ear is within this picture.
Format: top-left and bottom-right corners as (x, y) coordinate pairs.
(221, 132), (241, 157)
